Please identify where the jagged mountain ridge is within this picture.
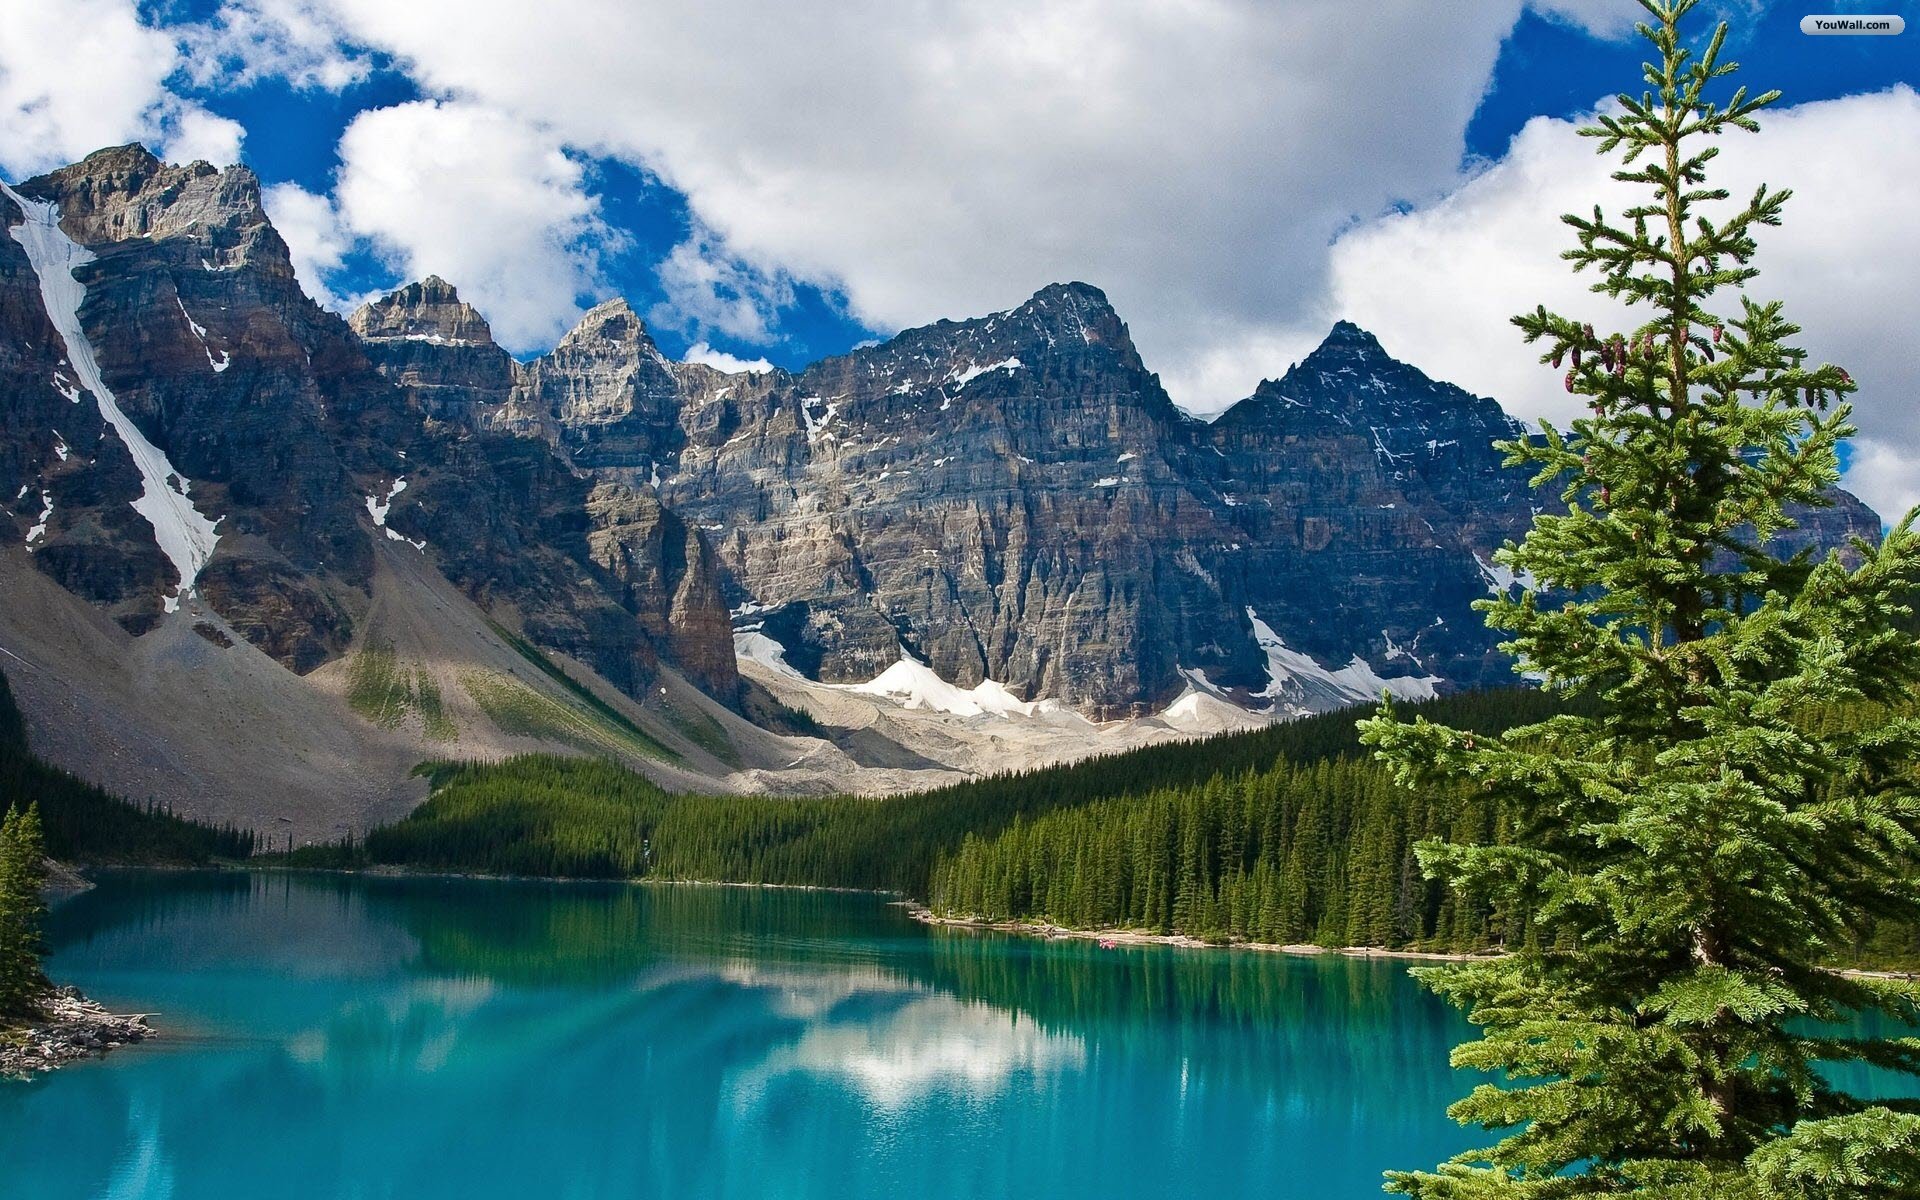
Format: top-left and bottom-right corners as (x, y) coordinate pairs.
(435, 286), (1867, 719)
(1, 143), (1883, 763)
(346, 248), (1882, 720)
(0, 146), (737, 702)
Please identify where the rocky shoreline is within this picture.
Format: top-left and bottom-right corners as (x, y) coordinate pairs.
(0, 987), (153, 1080)
(903, 906), (1488, 962)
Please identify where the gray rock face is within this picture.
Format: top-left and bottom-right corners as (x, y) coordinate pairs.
(348, 279), (739, 701)
(513, 287), (1881, 718)
(2, 146), (739, 702)
(1197, 320), (1544, 691)
(5, 145), (1880, 727)
(0, 180), (164, 628)
(8, 145), (375, 656)
(658, 282), (1255, 714)
(349, 276), (514, 423)
(499, 297), (685, 475)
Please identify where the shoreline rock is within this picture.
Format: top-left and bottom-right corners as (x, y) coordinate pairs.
(903, 905), (1492, 963)
(0, 987), (153, 1081)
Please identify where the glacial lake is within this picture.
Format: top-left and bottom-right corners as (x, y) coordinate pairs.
(2, 872), (1909, 1199)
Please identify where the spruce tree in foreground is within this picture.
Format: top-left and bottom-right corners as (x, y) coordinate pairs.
(0, 802), (51, 1021)
(1362, 2), (1920, 1195)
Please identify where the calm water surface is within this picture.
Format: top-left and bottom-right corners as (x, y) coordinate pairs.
(2, 871), (1905, 1199)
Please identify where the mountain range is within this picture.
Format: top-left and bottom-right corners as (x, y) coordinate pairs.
(0, 146), (1879, 838)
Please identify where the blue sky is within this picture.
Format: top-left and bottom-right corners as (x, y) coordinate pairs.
(140, 0), (875, 368)
(5, 1), (1917, 511)
(126, 0), (1911, 373)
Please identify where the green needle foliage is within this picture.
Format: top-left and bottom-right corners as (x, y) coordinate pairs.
(0, 802), (51, 1021)
(1362, 3), (1920, 1196)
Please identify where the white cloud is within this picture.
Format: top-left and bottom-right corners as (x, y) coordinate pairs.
(1841, 440), (1920, 527)
(157, 106), (247, 170)
(14, 1), (1910, 516)
(651, 229), (794, 346)
(262, 181), (355, 309)
(1526, 0), (1646, 37)
(1319, 86), (1920, 520)
(290, 0), (1569, 407)
(682, 342), (775, 375)
(179, 0), (372, 93)
(0, 0), (245, 177)
(1526, 1), (1768, 40)
(331, 100), (615, 351)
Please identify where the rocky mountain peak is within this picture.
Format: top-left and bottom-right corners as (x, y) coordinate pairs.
(1317, 318), (1386, 353)
(506, 297), (682, 467)
(21, 143), (269, 249)
(558, 297), (662, 357)
(1223, 320), (1505, 435)
(350, 277), (499, 348)
(1004, 281), (1134, 352)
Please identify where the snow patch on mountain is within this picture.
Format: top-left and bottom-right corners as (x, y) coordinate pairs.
(23, 490), (52, 546)
(850, 655), (1037, 718)
(799, 396), (840, 444)
(1474, 552), (1537, 595)
(734, 630), (805, 679)
(4, 182), (221, 606)
(174, 294), (229, 373)
(946, 357), (1022, 388)
(1246, 607), (1439, 712)
(366, 477), (408, 526)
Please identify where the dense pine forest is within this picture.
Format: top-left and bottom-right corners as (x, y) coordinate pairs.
(925, 756), (1505, 951)
(0, 669), (254, 864)
(10, 647), (1912, 966)
(272, 681), (1920, 968)
(925, 697), (1920, 966)
(277, 690), (1565, 949)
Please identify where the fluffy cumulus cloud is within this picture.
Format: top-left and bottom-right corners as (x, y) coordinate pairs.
(682, 342), (775, 375)
(330, 100), (616, 351)
(9, 0), (1913, 513)
(178, 0), (372, 93)
(265, 0), (1588, 406)
(650, 229), (795, 347)
(261, 181), (356, 309)
(0, 0), (245, 177)
(1323, 86), (1920, 519)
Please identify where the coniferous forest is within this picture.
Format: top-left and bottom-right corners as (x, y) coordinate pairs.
(254, 679), (1911, 969)
(268, 689), (1541, 893)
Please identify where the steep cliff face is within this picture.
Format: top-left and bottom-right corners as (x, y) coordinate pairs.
(349, 275), (514, 423)
(531, 289), (1879, 718)
(1199, 321), (1540, 694)
(5, 145), (1882, 738)
(3, 146), (739, 703)
(658, 283), (1258, 715)
(6, 146), (377, 662)
(0, 181), (161, 628)
(349, 279), (739, 700)
(500, 297), (685, 475)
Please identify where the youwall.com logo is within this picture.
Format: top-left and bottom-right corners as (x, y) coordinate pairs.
(1799, 13), (1905, 34)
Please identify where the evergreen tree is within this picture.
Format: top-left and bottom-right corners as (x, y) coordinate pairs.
(1362, 3), (1920, 1195)
(0, 802), (51, 1020)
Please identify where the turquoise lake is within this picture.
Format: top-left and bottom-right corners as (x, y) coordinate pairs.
(2, 872), (1909, 1199)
